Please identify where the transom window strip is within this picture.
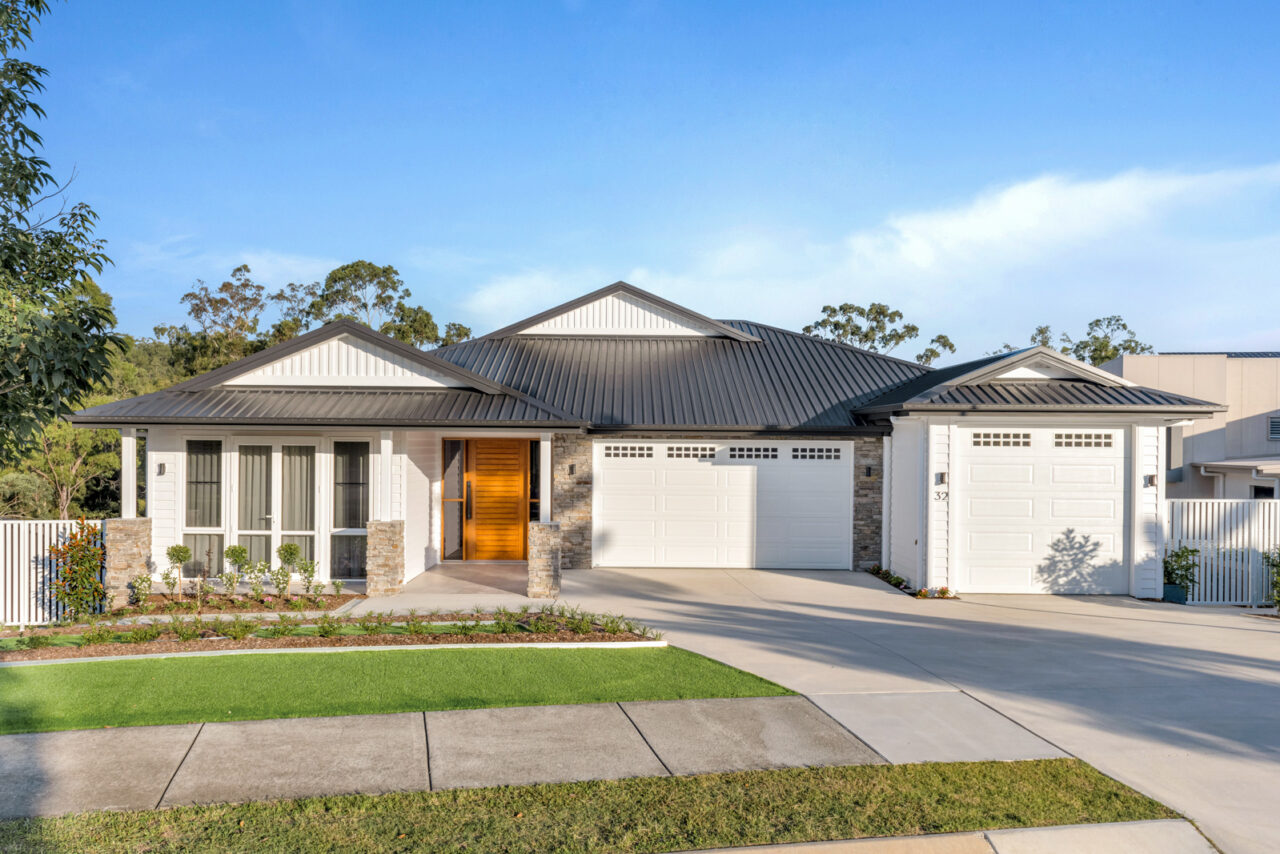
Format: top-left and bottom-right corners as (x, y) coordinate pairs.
(792, 446), (841, 460)
(603, 444), (653, 458)
(1054, 432), (1113, 448)
(667, 445), (716, 459)
(972, 432), (1031, 447)
(729, 446), (778, 459)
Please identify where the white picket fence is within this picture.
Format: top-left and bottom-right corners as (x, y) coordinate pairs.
(1165, 499), (1280, 606)
(0, 520), (102, 626)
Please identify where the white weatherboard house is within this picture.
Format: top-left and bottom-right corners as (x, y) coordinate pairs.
(75, 282), (1222, 599)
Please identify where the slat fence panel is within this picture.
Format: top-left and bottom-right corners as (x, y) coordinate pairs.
(1, 520), (103, 626)
(1165, 499), (1280, 606)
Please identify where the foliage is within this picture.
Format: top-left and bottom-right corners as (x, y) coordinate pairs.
(0, 2), (121, 463)
(261, 614), (300, 638)
(297, 559), (318, 596)
(152, 265), (266, 375)
(315, 614), (342, 638)
(267, 560), (292, 597)
(129, 572), (151, 606)
(1261, 546), (1280, 606)
(311, 260), (407, 329)
(219, 566), (240, 597)
(171, 617), (202, 642)
(163, 544), (189, 598)
(0, 470), (51, 516)
(223, 615), (256, 641)
(993, 316), (1153, 366)
(355, 611), (386, 635)
(223, 544), (249, 572)
(243, 560), (267, 600)
(275, 541), (301, 569)
(78, 622), (114, 646)
(330, 578), (345, 597)
(47, 518), (104, 619)
(1162, 546), (1200, 590)
(125, 623), (161, 644)
(803, 302), (954, 366)
(15, 632), (50, 649)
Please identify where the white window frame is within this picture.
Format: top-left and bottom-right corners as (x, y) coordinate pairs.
(231, 436), (322, 572)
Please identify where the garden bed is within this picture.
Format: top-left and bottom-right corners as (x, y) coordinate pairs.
(0, 607), (661, 663)
(104, 592), (363, 617)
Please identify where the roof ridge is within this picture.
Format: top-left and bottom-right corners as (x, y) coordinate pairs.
(720, 319), (934, 373)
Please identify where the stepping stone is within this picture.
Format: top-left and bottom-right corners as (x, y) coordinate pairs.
(621, 695), (884, 775)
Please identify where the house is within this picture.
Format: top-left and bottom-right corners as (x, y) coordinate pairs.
(73, 282), (1222, 600)
(1103, 352), (1280, 499)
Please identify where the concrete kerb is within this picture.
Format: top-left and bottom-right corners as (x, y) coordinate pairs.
(0, 639), (670, 668)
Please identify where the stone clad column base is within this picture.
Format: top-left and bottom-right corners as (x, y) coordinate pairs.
(103, 518), (153, 610)
(365, 520), (406, 597)
(527, 522), (562, 599)
(853, 436), (885, 570)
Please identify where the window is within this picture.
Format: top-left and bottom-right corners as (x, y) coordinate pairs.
(1269, 416), (1280, 441)
(1054, 432), (1113, 448)
(667, 445), (716, 459)
(1252, 485), (1275, 499)
(184, 440), (222, 577)
(604, 444), (653, 458)
(441, 439), (464, 561)
(332, 441), (369, 577)
(792, 446), (841, 460)
(972, 432), (1030, 447)
(729, 446), (778, 459)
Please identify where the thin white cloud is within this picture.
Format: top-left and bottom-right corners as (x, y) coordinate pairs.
(459, 164), (1280, 358)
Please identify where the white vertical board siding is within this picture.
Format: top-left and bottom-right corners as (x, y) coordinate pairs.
(518, 292), (719, 337)
(1131, 425), (1163, 599)
(926, 421), (952, 590)
(403, 431), (438, 579)
(223, 335), (464, 387)
(888, 417), (925, 586)
(391, 433), (406, 522)
(147, 427), (182, 573)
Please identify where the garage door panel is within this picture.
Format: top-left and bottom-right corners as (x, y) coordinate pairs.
(595, 441), (853, 569)
(959, 428), (1129, 595)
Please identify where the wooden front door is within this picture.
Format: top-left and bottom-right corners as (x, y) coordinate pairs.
(463, 439), (528, 560)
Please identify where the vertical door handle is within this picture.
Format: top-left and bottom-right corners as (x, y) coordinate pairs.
(465, 481), (473, 520)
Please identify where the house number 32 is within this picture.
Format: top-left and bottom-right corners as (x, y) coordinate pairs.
(933, 491), (949, 501)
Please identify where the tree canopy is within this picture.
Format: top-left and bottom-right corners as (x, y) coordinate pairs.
(803, 301), (955, 366)
(993, 316), (1153, 366)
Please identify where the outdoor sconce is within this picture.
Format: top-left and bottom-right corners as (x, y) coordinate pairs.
(1143, 474), (1157, 487)
(936, 472), (948, 485)
(568, 464), (576, 475)
(864, 466), (873, 477)
(156, 463), (166, 476)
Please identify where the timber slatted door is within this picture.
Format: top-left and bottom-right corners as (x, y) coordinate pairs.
(464, 439), (529, 560)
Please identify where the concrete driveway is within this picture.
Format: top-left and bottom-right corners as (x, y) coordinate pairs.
(538, 568), (1280, 854)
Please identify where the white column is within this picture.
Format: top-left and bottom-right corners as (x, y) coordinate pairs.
(539, 432), (553, 522)
(120, 428), (137, 519)
(378, 430), (393, 521)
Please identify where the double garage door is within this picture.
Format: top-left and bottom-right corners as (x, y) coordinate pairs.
(957, 428), (1130, 594)
(594, 440), (853, 569)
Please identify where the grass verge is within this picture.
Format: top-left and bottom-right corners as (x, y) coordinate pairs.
(0, 647), (789, 734)
(0, 759), (1177, 854)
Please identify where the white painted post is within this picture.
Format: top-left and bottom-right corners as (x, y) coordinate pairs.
(539, 432), (553, 523)
(378, 431), (393, 522)
(120, 428), (137, 519)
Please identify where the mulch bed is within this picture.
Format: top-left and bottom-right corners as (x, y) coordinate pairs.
(106, 593), (364, 618)
(0, 630), (652, 663)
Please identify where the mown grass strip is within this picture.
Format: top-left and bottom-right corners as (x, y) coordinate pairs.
(0, 759), (1177, 854)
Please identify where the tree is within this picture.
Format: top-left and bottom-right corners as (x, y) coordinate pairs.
(380, 302), (439, 348)
(265, 279), (320, 344)
(803, 302), (955, 366)
(311, 260), (407, 328)
(153, 265), (269, 375)
(992, 317), (1153, 366)
(440, 321), (472, 347)
(25, 399), (119, 519)
(0, 1), (120, 463)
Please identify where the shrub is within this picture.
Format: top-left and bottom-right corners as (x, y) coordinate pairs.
(453, 619), (478, 636)
(315, 614), (342, 638)
(16, 633), (53, 650)
(527, 615), (556, 634)
(330, 578), (345, 597)
(80, 622), (115, 646)
(495, 617), (521, 634)
(937, 586), (954, 598)
(1163, 546), (1200, 591)
(163, 544), (190, 599)
(566, 615), (593, 634)
(598, 614), (624, 635)
(1263, 546), (1280, 606)
(173, 617), (205, 641)
(356, 612), (386, 635)
(244, 561), (268, 601)
(276, 541), (301, 569)
(223, 544), (250, 573)
(914, 587), (930, 599)
(48, 519), (106, 620)
(126, 623), (162, 644)
(268, 561), (292, 598)
(223, 615), (256, 641)
(130, 573), (152, 606)
(404, 610), (428, 636)
(296, 559), (319, 597)
(262, 614), (301, 638)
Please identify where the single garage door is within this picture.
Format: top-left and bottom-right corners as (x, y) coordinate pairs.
(957, 428), (1130, 593)
(593, 440), (853, 569)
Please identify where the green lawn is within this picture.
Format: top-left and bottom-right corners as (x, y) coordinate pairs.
(0, 759), (1177, 854)
(0, 647), (790, 734)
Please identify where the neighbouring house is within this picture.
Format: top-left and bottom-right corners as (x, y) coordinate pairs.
(73, 281), (1222, 599)
(1103, 351), (1280, 499)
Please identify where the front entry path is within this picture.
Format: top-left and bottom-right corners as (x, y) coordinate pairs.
(0, 696), (880, 818)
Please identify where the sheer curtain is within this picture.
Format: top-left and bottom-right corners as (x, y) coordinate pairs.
(282, 445), (315, 562)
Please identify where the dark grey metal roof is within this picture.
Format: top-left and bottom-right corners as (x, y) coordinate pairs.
(70, 387), (582, 427)
(434, 319), (929, 432)
(884, 381), (1222, 412)
(1159, 351), (1280, 358)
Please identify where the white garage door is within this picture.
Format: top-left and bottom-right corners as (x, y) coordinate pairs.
(957, 428), (1130, 594)
(593, 440), (853, 569)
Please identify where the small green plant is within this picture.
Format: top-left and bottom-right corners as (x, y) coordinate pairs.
(566, 614), (593, 634)
(453, 619), (478, 636)
(48, 518), (106, 620)
(1163, 546), (1200, 591)
(268, 563), (292, 598)
(163, 544), (190, 599)
(171, 617), (203, 641)
(598, 614), (624, 635)
(330, 578), (346, 597)
(495, 616), (521, 634)
(126, 623), (162, 644)
(244, 561), (268, 601)
(1263, 546), (1280, 606)
(315, 614), (342, 638)
(356, 612), (386, 635)
(130, 573), (152, 606)
(80, 622), (115, 646)
(404, 610), (429, 636)
(223, 615), (257, 641)
(262, 614), (301, 638)
(526, 615), (556, 634)
(16, 633), (53, 650)
(223, 544), (250, 574)
(297, 559), (319, 597)
(914, 587), (930, 599)
(220, 566), (241, 598)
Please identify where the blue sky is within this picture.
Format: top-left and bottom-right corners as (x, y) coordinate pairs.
(32, 0), (1280, 359)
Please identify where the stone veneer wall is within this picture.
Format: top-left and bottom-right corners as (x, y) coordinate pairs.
(103, 517), (153, 609)
(852, 436), (884, 570)
(365, 520), (406, 596)
(551, 433), (593, 570)
(526, 521), (562, 597)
